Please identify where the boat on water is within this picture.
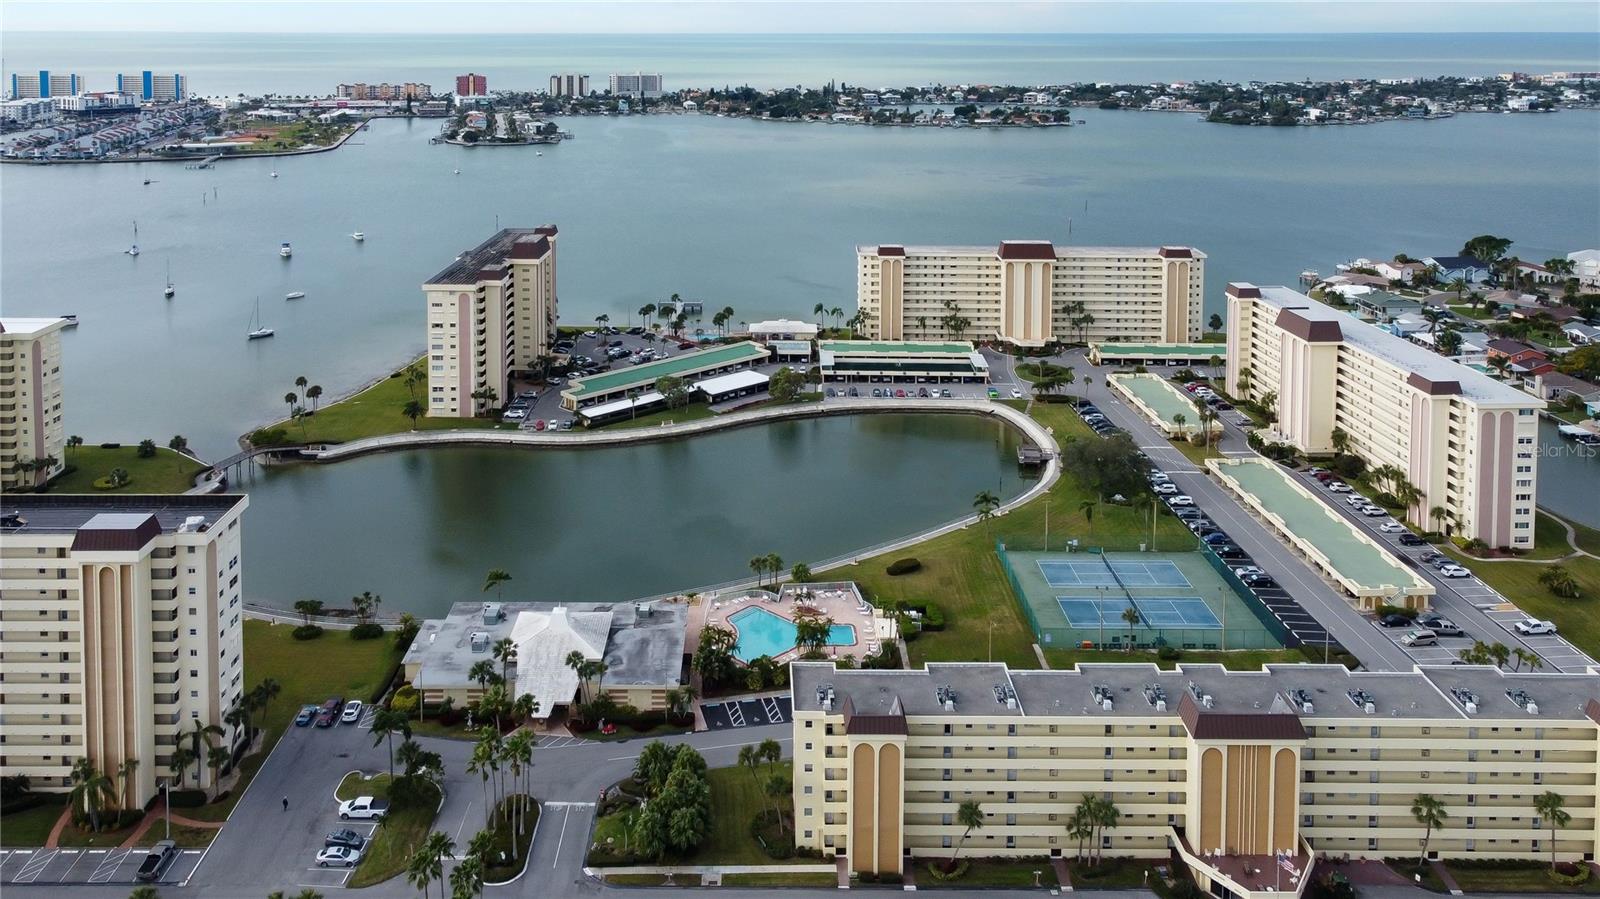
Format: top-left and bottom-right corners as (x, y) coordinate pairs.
(127, 220), (140, 256)
(1557, 424), (1600, 445)
(270, 170), (279, 178)
(351, 231), (365, 241)
(285, 291), (306, 300)
(453, 167), (461, 175)
(279, 242), (293, 258)
(247, 298), (274, 340)
(536, 151), (543, 156)
(143, 178), (153, 185)
(164, 259), (175, 298)
(59, 314), (79, 328)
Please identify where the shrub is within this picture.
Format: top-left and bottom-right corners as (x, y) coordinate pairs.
(927, 860), (970, 881)
(921, 604), (946, 631)
(750, 809), (796, 859)
(1332, 454), (1366, 477)
(1375, 604), (1418, 620)
(349, 622), (385, 640)
(885, 557), (922, 576)
(98, 442), (122, 449)
(167, 789), (208, 808)
(92, 476), (130, 490)
(291, 624), (324, 641)
(1550, 863), (1591, 886)
(248, 427), (291, 447)
(1157, 645), (1183, 661)
(390, 685), (419, 715)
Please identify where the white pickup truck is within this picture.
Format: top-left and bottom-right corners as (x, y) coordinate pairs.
(338, 796), (390, 820)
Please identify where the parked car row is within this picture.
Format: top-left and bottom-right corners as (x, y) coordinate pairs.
(1076, 399), (1123, 438)
(296, 698), (362, 728)
(1180, 380), (1234, 412)
(520, 417), (574, 432)
(1417, 550), (1473, 579)
(318, 826), (369, 867)
(1150, 469), (1276, 590)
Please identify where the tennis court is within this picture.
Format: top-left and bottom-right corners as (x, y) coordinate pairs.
(1056, 596), (1222, 629)
(1039, 559), (1191, 588)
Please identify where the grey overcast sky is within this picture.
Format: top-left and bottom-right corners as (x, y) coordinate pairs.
(4, 0), (1598, 33)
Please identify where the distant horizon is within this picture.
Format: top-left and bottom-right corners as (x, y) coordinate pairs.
(6, 28), (1599, 37)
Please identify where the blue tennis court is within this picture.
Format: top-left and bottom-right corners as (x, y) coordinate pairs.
(1038, 559), (1191, 588)
(1056, 596), (1222, 629)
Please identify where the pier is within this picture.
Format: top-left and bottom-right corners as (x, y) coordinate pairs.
(184, 154), (222, 169)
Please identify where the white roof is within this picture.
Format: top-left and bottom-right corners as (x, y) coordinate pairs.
(0, 317), (70, 339)
(509, 607), (611, 719)
(578, 391), (665, 419)
(693, 369), (769, 395)
(747, 319), (819, 336)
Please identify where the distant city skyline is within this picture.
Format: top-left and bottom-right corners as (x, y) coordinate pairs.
(4, 0), (1597, 35)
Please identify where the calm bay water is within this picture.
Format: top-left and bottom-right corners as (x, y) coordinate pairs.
(235, 414), (1024, 613)
(5, 32), (1599, 96)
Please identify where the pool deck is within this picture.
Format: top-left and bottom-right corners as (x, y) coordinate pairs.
(696, 581), (896, 663)
(1109, 372), (1222, 438)
(1207, 458), (1433, 607)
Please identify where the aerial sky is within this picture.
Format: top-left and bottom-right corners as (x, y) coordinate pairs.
(5, 0), (1598, 33)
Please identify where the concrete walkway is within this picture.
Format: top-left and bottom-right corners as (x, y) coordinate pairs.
(117, 798), (224, 849)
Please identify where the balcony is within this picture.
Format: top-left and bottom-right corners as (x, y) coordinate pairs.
(151, 651), (178, 664)
(153, 629), (178, 643)
(152, 609), (178, 622)
(154, 692), (179, 705)
(153, 671), (179, 684)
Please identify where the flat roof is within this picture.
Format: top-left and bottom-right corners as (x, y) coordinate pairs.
(1111, 373), (1206, 425)
(747, 319), (819, 335)
(2, 495), (246, 537)
(693, 369), (769, 394)
(793, 661), (1600, 723)
(819, 340), (975, 355)
(0, 317), (71, 338)
(1212, 460), (1425, 593)
(577, 390), (664, 419)
(1093, 342), (1226, 357)
(1252, 285), (1539, 407)
(856, 244), (1206, 260)
(423, 226), (555, 286)
(565, 342), (768, 400)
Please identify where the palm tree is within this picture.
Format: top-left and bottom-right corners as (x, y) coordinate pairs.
(256, 677), (281, 726)
(188, 720), (224, 790)
(406, 841), (440, 899)
(1447, 276), (1468, 301)
(449, 855), (483, 899)
(973, 490), (1000, 534)
(492, 637), (517, 684)
(168, 745), (195, 788)
(1120, 605), (1141, 649)
(402, 399), (424, 428)
(468, 659), (498, 689)
(1067, 808), (1095, 861)
(813, 302), (826, 325)
(295, 375), (309, 399)
(482, 568), (512, 600)
(1537, 564), (1581, 599)
(1090, 795), (1120, 863)
(1533, 792), (1570, 871)
(1422, 307), (1445, 335)
(639, 303), (656, 332)
(371, 709), (411, 779)
(950, 799), (984, 865)
(306, 384), (323, 412)
(564, 650), (591, 703)
(1411, 794), (1447, 867)
(115, 757), (140, 811)
(284, 392), (297, 414)
(66, 434), (83, 457)
(68, 758), (114, 830)
(1171, 411), (1187, 436)
(595, 313), (610, 332)
(1080, 500), (1097, 536)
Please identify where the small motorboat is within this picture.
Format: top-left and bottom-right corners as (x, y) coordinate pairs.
(60, 314), (79, 328)
(453, 168), (460, 175)
(126, 220), (140, 256)
(279, 242), (293, 258)
(270, 170), (279, 178)
(164, 260), (175, 298)
(285, 291), (306, 300)
(536, 151), (543, 156)
(143, 178), (153, 185)
(351, 232), (364, 241)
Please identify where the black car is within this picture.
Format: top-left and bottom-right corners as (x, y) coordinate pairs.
(609, 339), (624, 348)
(1378, 613), (1412, 628)
(1202, 532), (1230, 544)
(1397, 533), (1426, 546)
(1215, 547), (1248, 560)
(1215, 402), (1233, 411)
(1243, 575), (1278, 589)
(326, 829), (367, 851)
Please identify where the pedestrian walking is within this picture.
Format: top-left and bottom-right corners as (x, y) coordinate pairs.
(282, 796), (289, 812)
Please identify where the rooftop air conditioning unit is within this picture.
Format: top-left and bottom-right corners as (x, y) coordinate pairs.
(482, 603), (501, 625)
(1201, 695), (1214, 709)
(1155, 699), (1166, 712)
(1364, 702), (1376, 715)
(470, 632), (488, 653)
(1102, 698), (1114, 712)
(1463, 701), (1477, 714)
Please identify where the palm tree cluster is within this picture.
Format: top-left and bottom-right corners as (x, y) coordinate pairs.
(1368, 463), (1424, 513)
(467, 726), (538, 848)
(710, 305), (737, 336)
(466, 647), (539, 732)
(791, 609), (837, 658)
(738, 739), (789, 830)
(1457, 639), (1542, 672)
(1066, 794), (1121, 863)
(1537, 564), (1583, 599)
(748, 552), (785, 589)
(405, 830), (457, 899)
(8, 453), (60, 485)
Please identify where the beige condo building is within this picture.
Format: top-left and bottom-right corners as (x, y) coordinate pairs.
(856, 243), (1204, 347)
(0, 495), (250, 808)
(792, 662), (1600, 898)
(423, 227), (559, 417)
(1, 317), (69, 490)
(1223, 284), (1542, 549)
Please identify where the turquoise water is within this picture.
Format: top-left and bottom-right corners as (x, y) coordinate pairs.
(729, 606), (857, 662)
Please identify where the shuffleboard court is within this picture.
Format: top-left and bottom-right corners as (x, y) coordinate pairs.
(1038, 559), (1190, 588)
(1056, 596), (1223, 629)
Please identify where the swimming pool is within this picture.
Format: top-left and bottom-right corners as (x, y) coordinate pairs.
(728, 606), (856, 662)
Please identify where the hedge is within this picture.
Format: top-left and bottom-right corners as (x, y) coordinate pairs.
(885, 558), (922, 576)
(167, 789), (208, 808)
(292, 624), (324, 640)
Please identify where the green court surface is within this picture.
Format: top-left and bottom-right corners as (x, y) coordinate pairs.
(1214, 460), (1423, 592)
(1111, 373), (1209, 430)
(1093, 343), (1226, 359)
(818, 341), (973, 354)
(565, 342), (769, 399)
(1000, 548), (1284, 651)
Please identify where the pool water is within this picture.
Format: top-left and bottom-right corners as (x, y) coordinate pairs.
(728, 606), (856, 662)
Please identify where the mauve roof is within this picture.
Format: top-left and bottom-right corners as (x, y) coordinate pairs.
(876, 245), (906, 257)
(1226, 282), (1262, 299)
(1406, 372), (1462, 396)
(70, 513), (162, 553)
(1178, 692), (1306, 742)
(998, 240), (1057, 260)
(1275, 308), (1344, 343)
(1158, 246), (1195, 259)
(509, 235), (551, 260)
(1587, 699), (1600, 726)
(842, 694), (908, 736)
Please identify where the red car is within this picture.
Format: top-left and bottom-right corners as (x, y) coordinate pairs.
(315, 697), (344, 728)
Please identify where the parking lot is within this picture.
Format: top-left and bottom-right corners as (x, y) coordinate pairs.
(701, 694), (791, 730)
(0, 845), (204, 887)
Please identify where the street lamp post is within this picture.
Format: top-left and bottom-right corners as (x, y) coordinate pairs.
(162, 780), (171, 840)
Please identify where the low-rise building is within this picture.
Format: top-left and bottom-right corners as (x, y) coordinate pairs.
(791, 661), (1600, 895)
(403, 601), (685, 716)
(560, 342), (769, 411)
(817, 340), (988, 384)
(0, 495), (251, 806)
(1424, 255), (1491, 284)
(0, 317), (69, 490)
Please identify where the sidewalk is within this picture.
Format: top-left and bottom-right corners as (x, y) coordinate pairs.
(117, 796), (224, 848)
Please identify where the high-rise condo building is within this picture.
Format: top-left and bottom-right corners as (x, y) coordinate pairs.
(456, 72), (488, 96)
(0, 495), (251, 807)
(792, 661), (1600, 897)
(1224, 284), (1541, 549)
(608, 72), (664, 98)
(856, 243), (1204, 347)
(116, 71), (186, 102)
(335, 82), (431, 100)
(549, 73), (591, 97)
(422, 227), (560, 417)
(0, 318), (69, 490)
(9, 71), (81, 99)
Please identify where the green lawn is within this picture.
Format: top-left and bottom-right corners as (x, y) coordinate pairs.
(1451, 512), (1579, 562)
(481, 796), (539, 884)
(53, 816), (143, 847)
(926, 858), (1059, 888)
(588, 766), (802, 867)
(1444, 863), (1600, 894)
(49, 446), (207, 494)
(601, 402), (718, 430)
(723, 872), (837, 887)
(1443, 553), (1600, 659)
(182, 622), (404, 823)
(256, 360), (502, 445)
(1065, 857), (1157, 889)
(845, 401), (1194, 669)
(336, 772), (394, 802)
(0, 804), (63, 846)
(606, 873), (704, 886)
(346, 784), (441, 888)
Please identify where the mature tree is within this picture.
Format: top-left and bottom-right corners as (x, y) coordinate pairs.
(1538, 564), (1582, 598)
(1533, 791), (1570, 871)
(306, 384), (323, 412)
(1460, 234), (1512, 267)
(790, 562), (812, 583)
(371, 709), (412, 779)
(1436, 328), (1463, 357)
(492, 637), (517, 685)
(402, 399), (425, 428)
(950, 800), (985, 864)
(792, 609), (835, 657)
(1060, 432), (1147, 501)
(482, 568), (512, 599)
(1411, 794), (1447, 867)
(449, 855), (483, 899)
(769, 366), (804, 402)
(68, 758), (113, 831)
(632, 747), (711, 860)
(1208, 313), (1223, 332)
(656, 375), (689, 410)
(66, 434), (83, 456)
(1120, 605), (1141, 648)
(973, 490), (1001, 533)
(693, 623), (739, 688)
(292, 598), (324, 626)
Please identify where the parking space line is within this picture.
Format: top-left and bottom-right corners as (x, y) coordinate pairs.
(13, 848), (57, 883)
(553, 806), (572, 867)
(88, 847), (134, 884)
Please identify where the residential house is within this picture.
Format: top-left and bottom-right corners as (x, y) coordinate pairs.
(1562, 322), (1600, 345)
(1350, 290), (1422, 322)
(1532, 371), (1600, 406)
(1373, 259), (1429, 284)
(1567, 249), (1600, 289)
(1514, 260), (1562, 285)
(1424, 254), (1491, 284)
(1485, 338), (1554, 378)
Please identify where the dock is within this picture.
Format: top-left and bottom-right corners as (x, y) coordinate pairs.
(185, 154), (222, 169)
(1017, 446), (1054, 466)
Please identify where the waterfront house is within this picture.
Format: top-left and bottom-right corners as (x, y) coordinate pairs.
(1350, 290), (1422, 322)
(1532, 371), (1600, 405)
(1562, 322), (1600, 345)
(1567, 249), (1600, 288)
(1373, 259), (1429, 284)
(1424, 254), (1491, 284)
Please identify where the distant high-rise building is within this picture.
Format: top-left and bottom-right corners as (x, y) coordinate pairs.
(335, 82), (432, 101)
(116, 71), (186, 102)
(0, 317), (69, 489)
(608, 72), (664, 98)
(9, 70), (81, 99)
(548, 73), (590, 97)
(456, 72), (488, 96)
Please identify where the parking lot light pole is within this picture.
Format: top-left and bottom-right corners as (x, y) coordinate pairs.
(162, 779), (171, 840)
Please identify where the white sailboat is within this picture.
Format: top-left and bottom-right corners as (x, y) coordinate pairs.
(126, 220), (140, 256)
(247, 298), (275, 340)
(279, 242), (293, 258)
(163, 259), (175, 298)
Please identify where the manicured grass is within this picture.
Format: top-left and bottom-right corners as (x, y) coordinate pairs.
(167, 822), (221, 848)
(181, 622), (403, 823)
(346, 784), (441, 888)
(846, 401), (1194, 669)
(1451, 512), (1578, 562)
(926, 857), (1060, 888)
(49, 446), (207, 494)
(1546, 510), (1600, 557)
(54, 816), (142, 847)
(722, 872), (837, 887)
(1446, 304), (1495, 320)
(481, 795), (539, 884)
(257, 361), (502, 445)
(1444, 863), (1600, 894)
(0, 804), (63, 846)
(1066, 856), (1157, 889)
(587, 766), (801, 867)
(335, 772), (394, 802)
(1044, 647), (1328, 671)
(606, 873), (703, 885)
(601, 402), (718, 430)
(1443, 553), (1600, 659)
